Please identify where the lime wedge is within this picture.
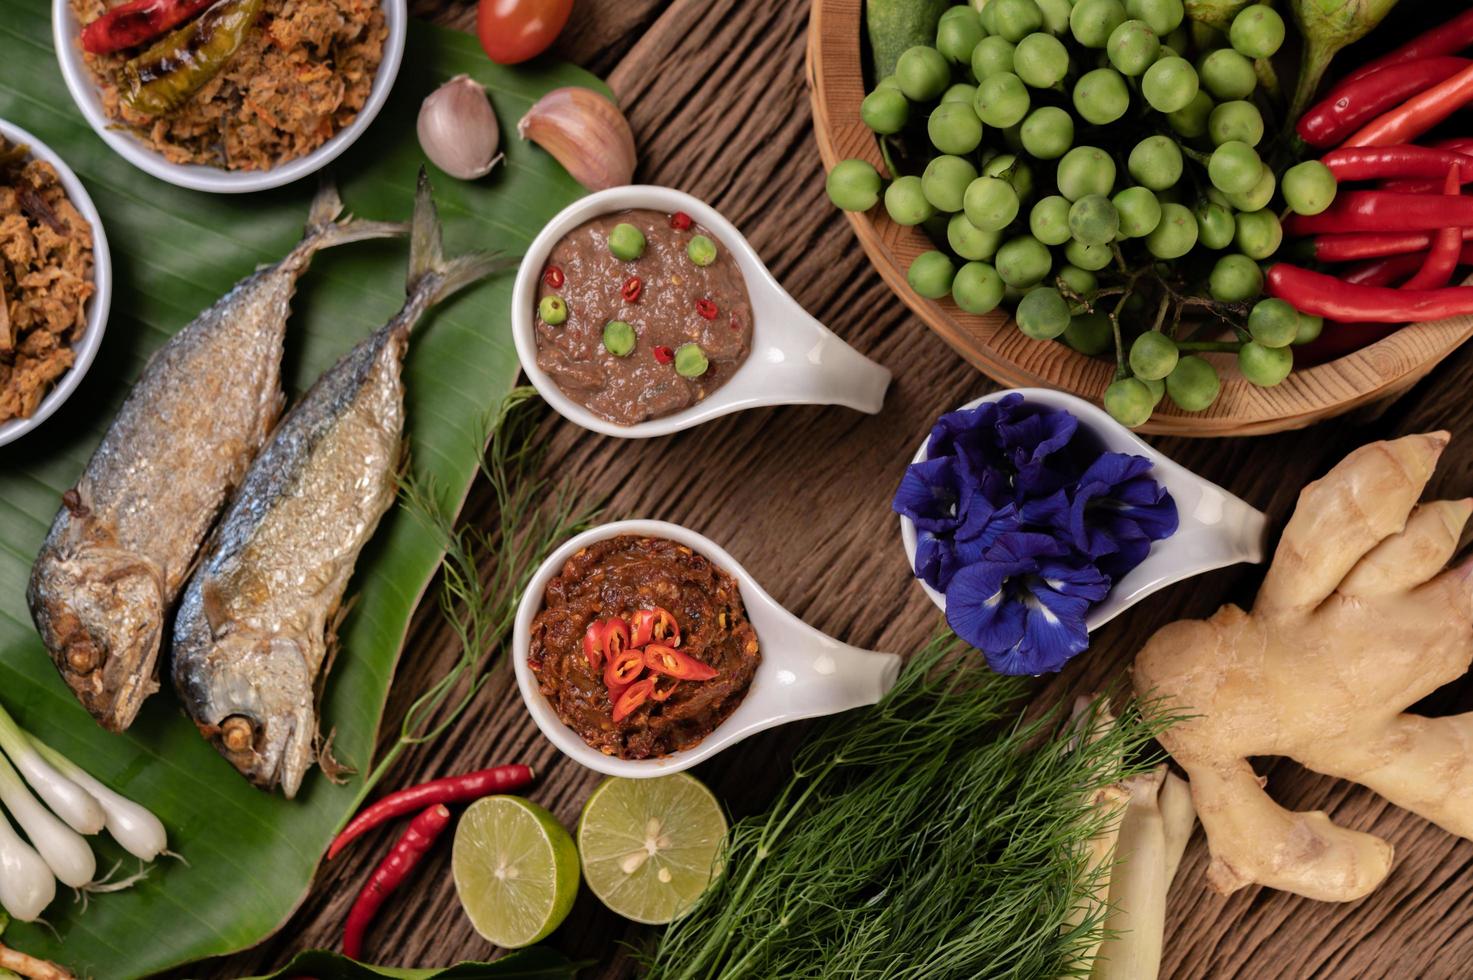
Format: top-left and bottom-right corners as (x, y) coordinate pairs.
(577, 774), (728, 925)
(451, 796), (580, 948)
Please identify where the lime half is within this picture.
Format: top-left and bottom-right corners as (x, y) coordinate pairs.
(452, 796), (580, 948)
(577, 774), (728, 925)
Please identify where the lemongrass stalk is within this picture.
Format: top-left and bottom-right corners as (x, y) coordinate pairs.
(0, 809), (54, 923)
(0, 754), (93, 888)
(1160, 772), (1196, 887)
(1061, 698), (1129, 974)
(0, 707), (102, 836)
(1093, 766), (1169, 980)
(27, 737), (166, 863)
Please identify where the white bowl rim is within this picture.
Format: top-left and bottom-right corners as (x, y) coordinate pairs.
(0, 120), (112, 449)
(50, 0), (407, 194)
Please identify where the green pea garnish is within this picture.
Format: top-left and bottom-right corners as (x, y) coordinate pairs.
(674, 343), (709, 378)
(608, 223), (646, 261)
(603, 320), (636, 357)
(687, 235), (718, 267)
(538, 295), (567, 325)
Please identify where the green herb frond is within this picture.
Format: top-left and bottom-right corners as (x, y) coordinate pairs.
(644, 634), (1177, 980)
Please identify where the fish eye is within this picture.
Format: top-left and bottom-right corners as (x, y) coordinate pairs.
(219, 715), (257, 754)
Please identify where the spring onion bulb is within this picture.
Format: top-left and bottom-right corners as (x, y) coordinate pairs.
(0, 753), (93, 889)
(28, 737), (167, 863)
(0, 706), (102, 836)
(0, 809), (54, 922)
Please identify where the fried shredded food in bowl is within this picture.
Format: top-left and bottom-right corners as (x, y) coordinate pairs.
(0, 139), (95, 425)
(71, 0), (387, 171)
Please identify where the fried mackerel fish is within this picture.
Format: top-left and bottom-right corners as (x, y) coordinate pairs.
(172, 172), (506, 798)
(27, 185), (402, 732)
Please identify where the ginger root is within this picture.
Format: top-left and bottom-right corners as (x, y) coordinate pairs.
(1134, 432), (1473, 902)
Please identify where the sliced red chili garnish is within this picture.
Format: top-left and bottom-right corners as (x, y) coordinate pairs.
(730, 313), (743, 331)
(649, 676), (678, 702)
(543, 265), (564, 289)
(612, 678), (656, 722)
(632, 608), (681, 647)
(582, 619), (608, 669)
(643, 643), (719, 681)
(602, 616), (631, 663)
(604, 649), (645, 690)
(622, 276), (643, 304)
(653, 345), (675, 364)
(695, 299), (718, 320)
(670, 211), (693, 231)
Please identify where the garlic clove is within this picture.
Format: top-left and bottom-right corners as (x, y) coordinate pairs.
(418, 74), (502, 181)
(517, 87), (637, 191)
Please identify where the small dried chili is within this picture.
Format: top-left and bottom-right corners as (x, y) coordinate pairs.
(1344, 63), (1473, 148)
(631, 608), (681, 647)
(612, 678), (656, 722)
(1299, 57), (1473, 149)
(622, 276), (643, 304)
(543, 265), (565, 289)
(695, 299), (718, 320)
(670, 211), (693, 231)
(1267, 263), (1473, 323)
(1404, 167), (1464, 290)
(653, 345), (675, 364)
(643, 644), (719, 681)
(81, 0), (215, 55)
(327, 766), (534, 860)
(341, 804), (452, 959)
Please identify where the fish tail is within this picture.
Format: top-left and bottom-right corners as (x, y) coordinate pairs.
(404, 168), (510, 313)
(291, 180), (407, 265)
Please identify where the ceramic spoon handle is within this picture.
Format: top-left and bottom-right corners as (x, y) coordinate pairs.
(744, 289), (892, 414)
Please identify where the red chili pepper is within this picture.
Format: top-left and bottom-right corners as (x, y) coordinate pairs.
(327, 765), (534, 861)
(1299, 57), (1473, 148)
(653, 345), (675, 364)
(604, 649), (645, 690)
(670, 211), (693, 231)
(1404, 167), (1464, 290)
(622, 276), (643, 304)
(1321, 145), (1473, 184)
(543, 265), (565, 289)
(649, 676), (678, 702)
(1285, 191), (1473, 236)
(695, 299), (718, 320)
(1344, 63), (1473, 148)
(642, 643), (719, 681)
(1310, 230), (1473, 262)
(612, 678), (656, 722)
(1267, 263), (1473, 323)
(602, 616), (632, 663)
(341, 804), (452, 959)
(631, 608), (681, 648)
(1335, 9), (1473, 91)
(81, 0), (215, 54)
(583, 619), (608, 669)
(1435, 137), (1473, 156)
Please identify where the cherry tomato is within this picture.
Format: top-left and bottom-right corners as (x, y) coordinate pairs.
(476, 0), (573, 65)
(643, 643), (719, 681)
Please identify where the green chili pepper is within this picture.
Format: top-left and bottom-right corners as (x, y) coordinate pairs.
(118, 0), (264, 117)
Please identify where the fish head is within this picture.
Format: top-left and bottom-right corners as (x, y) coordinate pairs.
(180, 631), (317, 799)
(28, 548), (165, 732)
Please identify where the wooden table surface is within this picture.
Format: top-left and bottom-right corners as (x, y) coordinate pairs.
(200, 1), (1473, 977)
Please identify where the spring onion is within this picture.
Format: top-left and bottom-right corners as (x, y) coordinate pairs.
(0, 810), (54, 923)
(0, 706), (102, 836)
(27, 737), (166, 863)
(0, 752), (93, 889)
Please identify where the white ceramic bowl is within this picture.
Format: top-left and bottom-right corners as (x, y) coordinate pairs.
(899, 388), (1268, 634)
(0, 121), (111, 449)
(52, 0), (406, 194)
(512, 185), (892, 438)
(513, 520), (901, 778)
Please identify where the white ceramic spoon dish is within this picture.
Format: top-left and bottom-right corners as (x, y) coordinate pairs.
(512, 185), (892, 438)
(513, 519), (902, 778)
(899, 388), (1267, 633)
(52, 0), (406, 193)
(0, 120), (111, 449)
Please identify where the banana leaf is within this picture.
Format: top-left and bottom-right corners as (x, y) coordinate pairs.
(0, 8), (597, 976)
(244, 948), (586, 979)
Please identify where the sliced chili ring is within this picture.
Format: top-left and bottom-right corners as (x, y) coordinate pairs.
(653, 345), (675, 364)
(602, 616), (632, 663)
(612, 678), (656, 722)
(622, 276), (643, 304)
(695, 298), (718, 320)
(631, 607), (681, 647)
(649, 675), (679, 702)
(582, 619), (608, 669)
(670, 211), (693, 231)
(643, 643), (718, 681)
(604, 649), (645, 691)
(543, 265), (565, 289)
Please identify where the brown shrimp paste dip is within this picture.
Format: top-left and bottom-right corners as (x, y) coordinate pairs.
(528, 534), (761, 759)
(534, 209), (753, 425)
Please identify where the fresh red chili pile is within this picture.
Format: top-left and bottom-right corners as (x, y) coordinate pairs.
(583, 606), (720, 723)
(1279, 9), (1473, 360)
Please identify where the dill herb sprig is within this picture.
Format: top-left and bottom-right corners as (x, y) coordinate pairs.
(645, 634), (1171, 980)
(363, 387), (601, 788)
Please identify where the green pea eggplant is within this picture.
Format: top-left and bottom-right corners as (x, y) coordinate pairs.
(1289, 0), (1402, 124)
(1185, 0), (1251, 31)
(118, 0), (264, 116)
